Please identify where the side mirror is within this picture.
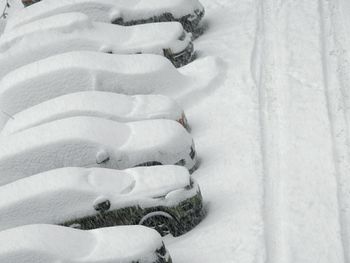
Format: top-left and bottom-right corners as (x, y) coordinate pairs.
(96, 150), (110, 164)
(93, 200), (111, 213)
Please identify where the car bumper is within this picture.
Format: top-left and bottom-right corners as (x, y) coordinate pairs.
(155, 244), (173, 263)
(163, 42), (195, 68)
(157, 255), (172, 263)
(180, 9), (205, 34)
(157, 254), (172, 263)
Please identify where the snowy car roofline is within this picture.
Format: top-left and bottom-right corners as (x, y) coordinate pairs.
(0, 51), (176, 90)
(0, 12), (186, 54)
(0, 224), (163, 262)
(0, 117), (190, 157)
(1, 91), (183, 136)
(6, 0), (204, 32)
(0, 166), (191, 206)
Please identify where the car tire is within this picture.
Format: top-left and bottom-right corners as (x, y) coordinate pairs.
(139, 212), (177, 236)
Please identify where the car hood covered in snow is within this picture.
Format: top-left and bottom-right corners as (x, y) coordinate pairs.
(1, 91), (184, 135)
(0, 224), (163, 263)
(0, 166), (193, 231)
(0, 117), (193, 185)
(0, 51), (189, 120)
(5, 0), (204, 32)
(0, 12), (188, 54)
(0, 12), (191, 79)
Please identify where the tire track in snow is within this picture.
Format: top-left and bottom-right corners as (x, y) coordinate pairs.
(251, 0), (286, 261)
(252, 0), (346, 262)
(318, 0), (350, 261)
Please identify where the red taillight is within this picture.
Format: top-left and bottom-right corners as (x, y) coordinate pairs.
(178, 113), (189, 129)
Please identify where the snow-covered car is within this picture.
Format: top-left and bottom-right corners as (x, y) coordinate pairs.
(15, 0), (204, 33)
(0, 166), (204, 236)
(0, 12), (193, 71)
(0, 51), (191, 119)
(0, 116), (197, 186)
(1, 91), (189, 135)
(0, 224), (172, 263)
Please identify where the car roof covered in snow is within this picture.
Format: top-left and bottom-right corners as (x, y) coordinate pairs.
(0, 224), (162, 263)
(1, 91), (184, 135)
(0, 12), (188, 54)
(0, 13), (191, 79)
(0, 117), (192, 185)
(0, 166), (191, 230)
(0, 166), (191, 205)
(0, 51), (188, 116)
(5, 0), (204, 32)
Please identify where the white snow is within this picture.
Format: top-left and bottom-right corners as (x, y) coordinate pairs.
(0, 12), (191, 80)
(0, 12), (190, 54)
(1, 12), (92, 49)
(157, 0), (350, 262)
(0, 51), (187, 121)
(0, 117), (195, 185)
(5, 0), (350, 262)
(1, 91), (184, 135)
(0, 0), (24, 34)
(0, 165), (196, 231)
(5, 0), (204, 32)
(0, 224), (163, 263)
(0, 51), (221, 129)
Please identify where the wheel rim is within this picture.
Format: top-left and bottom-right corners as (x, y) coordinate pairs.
(141, 216), (174, 236)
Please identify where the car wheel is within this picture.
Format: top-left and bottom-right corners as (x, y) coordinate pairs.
(139, 212), (176, 236)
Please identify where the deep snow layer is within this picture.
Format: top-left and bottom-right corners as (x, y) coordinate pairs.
(0, 224), (164, 263)
(0, 166), (195, 231)
(0, 12), (191, 83)
(0, 117), (195, 185)
(3, 0), (350, 262)
(165, 0), (350, 262)
(1, 91), (184, 135)
(0, 51), (188, 117)
(0, 51), (220, 129)
(5, 0), (204, 32)
(0, 12), (189, 53)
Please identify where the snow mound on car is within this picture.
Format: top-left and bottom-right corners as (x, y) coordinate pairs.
(0, 12), (92, 51)
(1, 91), (183, 135)
(5, 0), (204, 32)
(120, 0), (203, 21)
(0, 166), (190, 231)
(0, 12), (187, 53)
(0, 224), (162, 262)
(0, 12), (190, 81)
(0, 51), (188, 121)
(0, 117), (192, 185)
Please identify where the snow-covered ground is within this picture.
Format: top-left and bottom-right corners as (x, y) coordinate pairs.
(164, 0), (350, 262)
